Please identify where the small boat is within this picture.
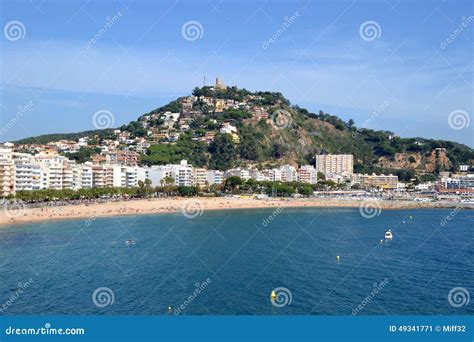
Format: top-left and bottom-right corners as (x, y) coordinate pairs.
(384, 229), (393, 240)
(125, 239), (136, 245)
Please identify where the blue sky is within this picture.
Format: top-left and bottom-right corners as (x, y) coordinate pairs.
(1, 0), (473, 146)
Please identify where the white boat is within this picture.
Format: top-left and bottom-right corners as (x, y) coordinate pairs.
(125, 239), (136, 245)
(384, 229), (393, 240)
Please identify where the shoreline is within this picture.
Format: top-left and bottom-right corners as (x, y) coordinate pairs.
(1, 197), (472, 227)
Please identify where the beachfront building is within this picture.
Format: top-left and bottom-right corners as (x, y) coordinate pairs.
(226, 167), (250, 181)
(0, 149), (15, 196)
(11, 153), (46, 191)
(249, 169), (266, 182)
(206, 170), (224, 185)
(170, 160), (193, 186)
(193, 168), (208, 187)
(14, 157), (34, 191)
(442, 174), (474, 189)
(352, 173), (398, 190)
(91, 164), (122, 188)
(261, 169), (282, 182)
(146, 165), (172, 187)
(280, 165), (297, 182)
(297, 165), (318, 184)
(74, 163), (93, 189)
(32, 154), (73, 190)
(315, 154), (353, 179)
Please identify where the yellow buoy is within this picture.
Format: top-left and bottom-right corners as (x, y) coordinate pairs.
(271, 290), (277, 300)
(336, 255), (340, 262)
(168, 306), (172, 312)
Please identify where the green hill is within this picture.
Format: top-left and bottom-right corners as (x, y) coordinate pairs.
(14, 86), (474, 181)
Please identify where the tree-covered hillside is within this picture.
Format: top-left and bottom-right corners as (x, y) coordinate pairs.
(13, 86), (474, 180)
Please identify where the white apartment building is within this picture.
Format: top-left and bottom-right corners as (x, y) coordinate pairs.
(91, 164), (121, 188)
(146, 165), (172, 187)
(226, 168), (250, 181)
(206, 170), (224, 185)
(315, 154), (354, 178)
(280, 165), (297, 182)
(193, 168), (208, 187)
(170, 160), (193, 186)
(249, 169), (266, 182)
(72, 163), (93, 189)
(14, 161), (34, 191)
(121, 166), (148, 187)
(33, 154), (73, 190)
(0, 149), (15, 196)
(297, 165), (317, 184)
(260, 169), (282, 182)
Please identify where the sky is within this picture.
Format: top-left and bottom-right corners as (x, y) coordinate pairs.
(1, 0), (473, 146)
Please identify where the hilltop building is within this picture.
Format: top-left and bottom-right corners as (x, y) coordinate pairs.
(215, 77), (227, 90)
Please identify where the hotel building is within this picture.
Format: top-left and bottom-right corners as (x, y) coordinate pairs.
(352, 173), (398, 189)
(315, 154), (354, 178)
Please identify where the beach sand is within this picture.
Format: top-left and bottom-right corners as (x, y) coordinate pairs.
(0, 197), (470, 227)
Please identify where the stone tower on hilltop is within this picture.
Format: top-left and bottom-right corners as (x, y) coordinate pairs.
(215, 76), (227, 90)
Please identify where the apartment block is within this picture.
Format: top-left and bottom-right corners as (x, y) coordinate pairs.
(0, 149), (15, 196)
(315, 154), (354, 178)
(193, 168), (208, 187)
(297, 165), (317, 184)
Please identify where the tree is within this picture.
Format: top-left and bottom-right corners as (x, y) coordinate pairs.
(224, 176), (243, 192)
(209, 134), (237, 170)
(317, 172), (326, 181)
(161, 176), (175, 187)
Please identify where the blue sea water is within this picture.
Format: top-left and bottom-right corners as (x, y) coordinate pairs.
(0, 207), (472, 315)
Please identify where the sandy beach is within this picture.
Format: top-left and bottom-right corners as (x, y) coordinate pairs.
(1, 197), (471, 226)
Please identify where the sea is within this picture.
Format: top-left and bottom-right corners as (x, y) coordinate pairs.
(0, 207), (472, 315)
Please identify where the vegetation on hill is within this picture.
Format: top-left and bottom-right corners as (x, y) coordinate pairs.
(13, 86), (473, 177)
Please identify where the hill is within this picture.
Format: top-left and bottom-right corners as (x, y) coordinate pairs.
(14, 85), (474, 181)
